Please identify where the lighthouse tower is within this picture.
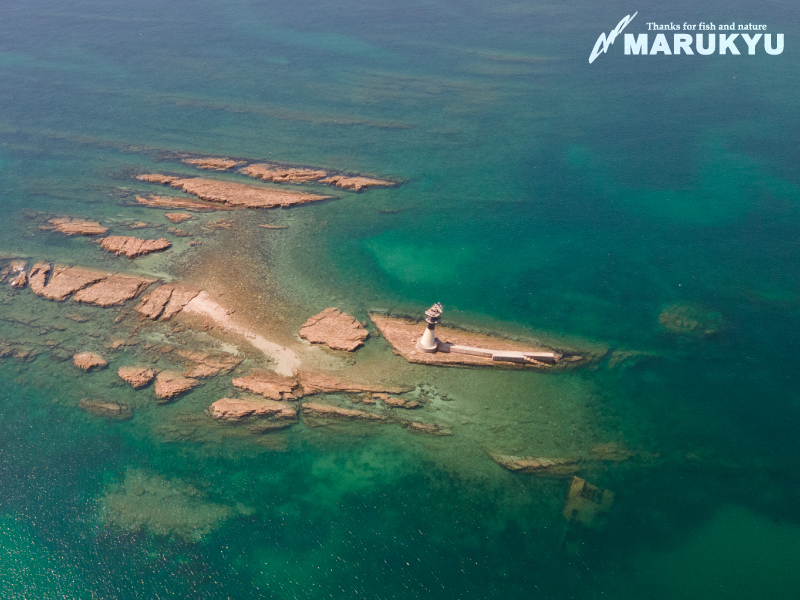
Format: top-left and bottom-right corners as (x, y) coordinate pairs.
(416, 302), (443, 353)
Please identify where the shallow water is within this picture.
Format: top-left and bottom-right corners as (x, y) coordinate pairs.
(2, 0), (800, 598)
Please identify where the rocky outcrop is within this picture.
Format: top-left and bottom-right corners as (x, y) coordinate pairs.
(137, 174), (333, 208)
(241, 163), (327, 184)
(183, 157), (241, 171)
(174, 349), (242, 378)
(99, 236), (171, 258)
(489, 454), (581, 477)
(164, 212), (192, 223)
(320, 175), (394, 192)
(136, 195), (225, 212)
(4, 261), (28, 288)
(29, 263), (109, 301)
(73, 352), (108, 371)
(658, 304), (723, 337)
(208, 397), (297, 422)
(403, 421), (452, 436)
(40, 217), (108, 236)
(134, 284), (200, 320)
(383, 397), (421, 409)
(298, 372), (412, 396)
(154, 371), (198, 402)
(117, 366), (157, 389)
(299, 308), (369, 352)
(232, 371), (300, 400)
(73, 274), (155, 307)
(79, 399), (132, 420)
(301, 402), (386, 421)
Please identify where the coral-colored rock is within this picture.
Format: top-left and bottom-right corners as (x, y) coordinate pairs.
(136, 195), (225, 212)
(9, 270), (27, 289)
(138, 174), (178, 184)
(208, 397), (297, 422)
(99, 236), (171, 258)
(73, 274), (155, 307)
(2, 261), (28, 288)
(299, 307), (369, 351)
(489, 454), (581, 476)
(73, 352), (108, 371)
(137, 174), (332, 208)
(164, 212), (192, 223)
(232, 371), (300, 401)
(29, 263), (109, 301)
(301, 402), (386, 421)
(40, 217), (108, 236)
(298, 373), (412, 396)
(384, 397), (420, 409)
(79, 399), (132, 420)
(154, 371), (198, 402)
(241, 163), (327, 183)
(117, 366), (157, 389)
(174, 349), (242, 378)
(134, 284), (200, 320)
(183, 157), (241, 171)
(320, 175), (395, 192)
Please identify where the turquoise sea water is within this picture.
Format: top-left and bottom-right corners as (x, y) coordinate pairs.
(2, 0), (800, 597)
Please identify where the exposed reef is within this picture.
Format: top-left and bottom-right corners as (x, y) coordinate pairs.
(73, 352), (108, 372)
(164, 212), (192, 223)
(299, 307), (369, 351)
(117, 366), (157, 389)
(99, 236), (172, 258)
(136, 194), (226, 212)
(40, 217), (108, 236)
(241, 163), (328, 184)
(137, 174), (333, 208)
(208, 397), (297, 422)
(73, 274), (155, 307)
(29, 263), (108, 301)
(154, 371), (198, 402)
(134, 284), (201, 321)
(319, 174), (394, 192)
(182, 157), (242, 171)
(232, 371), (300, 400)
(79, 399), (132, 420)
(298, 372), (412, 395)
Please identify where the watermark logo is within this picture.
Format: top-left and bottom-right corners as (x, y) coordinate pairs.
(590, 13), (784, 62)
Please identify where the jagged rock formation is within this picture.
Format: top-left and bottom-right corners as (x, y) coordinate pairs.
(319, 174), (395, 192)
(241, 163), (328, 183)
(299, 308), (369, 351)
(182, 157), (241, 170)
(73, 275), (155, 307)
(232, 371), (301, 400)
(40, 217), (108, 236)
(29, 263), (108, 301)
(99, 236), (171, 258)
(136, 195), (225, 212)
(134, 284), (200, 320)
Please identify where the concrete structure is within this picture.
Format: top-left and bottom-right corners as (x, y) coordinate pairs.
(415, 303), (560, 365)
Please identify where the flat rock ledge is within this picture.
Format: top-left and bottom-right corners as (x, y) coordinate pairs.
(99, 236), (171, 258)
(241, 164), (328, 184)
(137, 174), (333, 209)
(73, 274), (155, 307)
(183, 157), (242, 171)
(118, 366), (157, 389)
(154, 371), (198, 402)
(79, 399), (132, 420)
(298, 372), (412, 396)
(489, 454), (582, 477)
(299, 307), (369, 351)
(301, 402), (387, 422)
(134, 284), (200, 321)
(369, 314), (590, 370)
(136, 195), (227, 212)
(28, 263), (153, 306)
(208, 397), (297, 422)
(232, 371), (301, 400)
(40, 217), (108, 236)
(73, 352), (108, 371)
(165, 212), (192, 223)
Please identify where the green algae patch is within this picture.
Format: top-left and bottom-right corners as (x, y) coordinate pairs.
(98, 469), (252, 542)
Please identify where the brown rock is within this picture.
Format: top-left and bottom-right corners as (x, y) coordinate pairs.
(73, 274), (155, 307)
(167, 227), (188, 237)
(232, 371), (300, 400)
(208, 397), (297, 422)
(298, 372), (412, 396)
(241, 163), (327, 183)
(134, 284), (200, 320)
(9, 270), (27, 289)
(299, 307), (369, 352)
(29, 263), (109, 301)
(320, 175), (395, 192)
(258, 224), (288, 229)
(301, 402), (386, 421)
(658, 304), (723, 336)
(183, 157), (241, 171)
(489, 453), (581, 477)
(174, 349), (242, 378)
(154, 371), (198, 402)
(117, 366), (157, 389)
(165, 212), (192, 223)
(404, 421), (452, 436)
(137, 174), (179, 184)
(136, 195), (226, 212)
(384, 397), (421, 409)
(73, 352), (108, 371)
(40, 217), (108, 236)
(99, 236), (171, 258)
(79, 399), (132, 420)
(137, 174), (333, 208)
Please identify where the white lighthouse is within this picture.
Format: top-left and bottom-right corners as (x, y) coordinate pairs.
(416, 302), (442, 353)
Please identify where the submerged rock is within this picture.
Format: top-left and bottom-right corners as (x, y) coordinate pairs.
(403, 421), (452, 436)
(183, 157), (241, 171)
(658, 304), (723, 337)
(73, 274), (155, 307)
(79, 399), (132, 420)
(98, 236), (171, 258)
(154, 371), (198, 402)
(29, 263), (109, 301)
(208, 397), (297, 422)
(383, 397), (421, 409)
(117, 366), (157, 389)
(301, 402), (386, 421)
(136, 194), (225, 212)
(232, 371), (300, 400)
(241, 163), (327, 183)
(298, 372), (411, 396)
(73, 352), (108, 371)
(137, 174), (333, 208)
(319, 174), (395, 192)
(489, 453), (581, 477)
(299, 307), (369, 352)
(40, 217), (108, 236)
(164, 212), (192, 223)
(134, 284), (200, 320)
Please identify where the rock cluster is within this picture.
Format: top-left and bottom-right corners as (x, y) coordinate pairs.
(99, 236), (171, 258)
(73, 352), (108, 371)
(134, 284), (200, 320)
(40, 217), (108, 236)
(299, 307), (369, 351)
